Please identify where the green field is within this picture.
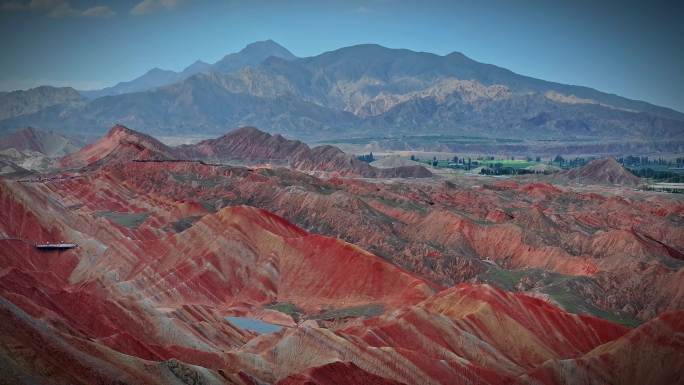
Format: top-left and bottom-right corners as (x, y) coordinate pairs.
(478, 159), (536, 169)
(419, 158), (540, 170)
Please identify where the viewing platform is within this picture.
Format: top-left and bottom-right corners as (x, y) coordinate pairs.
(35, 243), (78, 250)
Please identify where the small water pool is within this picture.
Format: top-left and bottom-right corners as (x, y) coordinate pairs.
(225, 316), (282, 334)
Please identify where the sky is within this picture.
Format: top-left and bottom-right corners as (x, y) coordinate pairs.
(0, 0), (683, 112)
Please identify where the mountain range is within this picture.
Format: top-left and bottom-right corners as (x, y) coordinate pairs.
(1, 40), (683, 146)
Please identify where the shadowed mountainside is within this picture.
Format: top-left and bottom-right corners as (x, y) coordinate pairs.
(0, 127), (80, 157)
(0, 86), (82, 121)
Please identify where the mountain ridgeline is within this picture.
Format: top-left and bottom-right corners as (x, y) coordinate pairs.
(1, 41), (683, 145)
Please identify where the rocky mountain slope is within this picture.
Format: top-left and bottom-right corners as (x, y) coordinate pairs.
(0, 127), (81, 173)
(0, 86), (82, 121)
(2, 43), (683, 144)
(0, 156), (29, 176)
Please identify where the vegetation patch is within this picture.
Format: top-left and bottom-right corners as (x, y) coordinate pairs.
(169, 215), (203, 233)
(311, 304), (384, 320)
(481, 267), (527, 291)
(267, 302), (301, 313)
(170, 172), (222, 188)
(316, 184), (338, 195)
(481, 268), (641, 327)
(94, 211), (150, 229)
(198, 200), (218, 213)
(543, 284), (641, 328)
(372, 196), (427, 213)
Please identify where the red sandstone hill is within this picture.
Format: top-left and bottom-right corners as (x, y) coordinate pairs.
(179, 126), (310, 164)
(179, 126), (433, 178)
(557, 157), (642, 186)
(58, 124), (176, 168)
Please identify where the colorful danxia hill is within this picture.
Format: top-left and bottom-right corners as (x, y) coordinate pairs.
(0, 125), (682, 385)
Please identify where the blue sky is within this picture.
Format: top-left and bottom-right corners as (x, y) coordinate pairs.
(1, 0), (683, 112)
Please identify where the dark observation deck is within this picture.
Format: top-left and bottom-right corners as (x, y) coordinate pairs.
(35, 243), (78, 250)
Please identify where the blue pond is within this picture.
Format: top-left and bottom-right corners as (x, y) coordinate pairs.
(225, 316), (282, 334)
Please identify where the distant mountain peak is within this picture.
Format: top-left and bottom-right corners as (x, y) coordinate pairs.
(181, 60), (212, 76)
(235, 39), (296, 60)
(142, 67), (177, 77)
(211, 40), (297, 74)
(241, 39), (290, 52)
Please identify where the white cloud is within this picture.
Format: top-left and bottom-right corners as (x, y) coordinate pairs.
(0, 0), (115, 18)
(81, 5), (115, 18)
(130, 0), (182, 16)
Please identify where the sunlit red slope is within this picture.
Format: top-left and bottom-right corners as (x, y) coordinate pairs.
(75, 152), (683, 323)
(222, 284), (631, 385)
(83, 204), (435, 313)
